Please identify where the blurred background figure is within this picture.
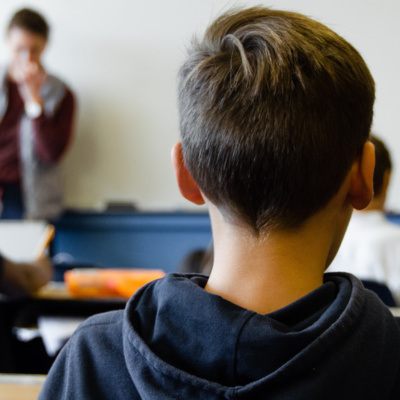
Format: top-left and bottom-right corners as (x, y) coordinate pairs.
(177, 244), (213, 275)
(0, 8), (75, 220)
(0, 253), (52, 296)
(328, 134), (400, 305)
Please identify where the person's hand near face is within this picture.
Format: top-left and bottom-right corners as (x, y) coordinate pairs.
(7, 26), (47, 105)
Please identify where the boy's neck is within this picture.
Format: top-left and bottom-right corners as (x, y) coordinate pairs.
(205, 200), (351, 314)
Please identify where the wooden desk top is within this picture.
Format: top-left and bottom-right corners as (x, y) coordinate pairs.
(34, 282), (73, 300)
(0, 374), (46, 400)
(34, 282), (127, 302)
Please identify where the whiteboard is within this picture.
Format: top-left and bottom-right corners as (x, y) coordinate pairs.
(0, 0), (399, 212)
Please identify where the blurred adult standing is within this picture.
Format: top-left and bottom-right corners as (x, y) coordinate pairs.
(0, 8), (75, 220)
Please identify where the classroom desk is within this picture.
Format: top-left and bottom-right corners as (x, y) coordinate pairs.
(3, 282), (127, 324)
(0, 283), (128, 374)
(34, 281), (129, 301)
(0, 374), (45, 400)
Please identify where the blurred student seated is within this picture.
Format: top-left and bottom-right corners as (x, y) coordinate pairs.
(0, 253), (52, 296)
(177, 245), (213, 275)
(328, 135), (400, 305)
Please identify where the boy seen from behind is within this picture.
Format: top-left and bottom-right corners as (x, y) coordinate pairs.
(40, 7), (400, 399)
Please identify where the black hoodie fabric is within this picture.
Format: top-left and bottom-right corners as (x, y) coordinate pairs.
(39, 273), (400, 399)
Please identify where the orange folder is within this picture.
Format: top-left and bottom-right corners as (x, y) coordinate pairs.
(64, 269), (165, 298)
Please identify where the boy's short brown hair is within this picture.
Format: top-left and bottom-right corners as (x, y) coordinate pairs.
(8, 8), (49, 39)
(178, 7), (375, 233)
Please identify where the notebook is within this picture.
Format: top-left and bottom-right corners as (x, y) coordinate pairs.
(0, 220), (51, 262)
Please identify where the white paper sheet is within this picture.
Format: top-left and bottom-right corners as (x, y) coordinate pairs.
(38, 316), (85, 356)
(0, 221), (48, 262)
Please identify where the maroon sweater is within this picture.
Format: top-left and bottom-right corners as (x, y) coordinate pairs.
(0, 78), (75, 184)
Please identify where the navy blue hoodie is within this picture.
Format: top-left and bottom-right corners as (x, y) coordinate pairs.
(39, 273), (400, 399)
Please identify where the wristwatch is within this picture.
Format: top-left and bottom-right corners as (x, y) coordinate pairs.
(25, 101), (43, 119)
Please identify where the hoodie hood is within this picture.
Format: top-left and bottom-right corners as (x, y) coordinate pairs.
(39, 272), (400, 400)
(122, 273), (400, 399)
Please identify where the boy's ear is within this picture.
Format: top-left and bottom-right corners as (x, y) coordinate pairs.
(348, 141), (375, 210)
(171, 142), (205, 205)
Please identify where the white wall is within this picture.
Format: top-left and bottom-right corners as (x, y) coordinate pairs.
(1, 0), (400, 211)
